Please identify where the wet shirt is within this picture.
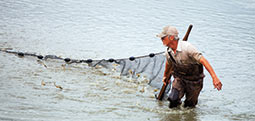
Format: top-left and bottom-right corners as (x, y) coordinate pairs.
(165, 40), (202, 65)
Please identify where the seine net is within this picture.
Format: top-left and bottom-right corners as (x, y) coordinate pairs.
(89, 52), (166, 87)
(0, 48), (171, 98)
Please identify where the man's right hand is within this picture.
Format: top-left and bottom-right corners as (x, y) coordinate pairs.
(162, 77), (168, 85)
(162, 77), (166, 85)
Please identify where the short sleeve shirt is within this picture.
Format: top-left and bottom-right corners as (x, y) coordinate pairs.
(165, 41), (202, 65)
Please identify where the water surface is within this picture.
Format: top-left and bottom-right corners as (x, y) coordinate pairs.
(0, 0), (255, 121)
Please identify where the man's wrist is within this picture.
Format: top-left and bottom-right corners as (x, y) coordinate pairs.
(211, 74), (217, 79)
(163, 77), (167, 81)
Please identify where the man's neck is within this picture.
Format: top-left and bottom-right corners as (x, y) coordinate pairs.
(172, 40), (178, 54)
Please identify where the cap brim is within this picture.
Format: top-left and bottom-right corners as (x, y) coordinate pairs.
(156, 33), (166, 38)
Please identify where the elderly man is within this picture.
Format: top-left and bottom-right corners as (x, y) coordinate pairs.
(157, 25), (222, 108)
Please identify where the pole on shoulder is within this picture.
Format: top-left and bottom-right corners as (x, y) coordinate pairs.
(183, 24), (193, 41)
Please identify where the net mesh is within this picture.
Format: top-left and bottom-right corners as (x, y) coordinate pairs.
(90, 52), (166, 87)
(0, 48), (171, 98)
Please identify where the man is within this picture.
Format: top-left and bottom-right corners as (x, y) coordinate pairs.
(157, 25), (222, 108)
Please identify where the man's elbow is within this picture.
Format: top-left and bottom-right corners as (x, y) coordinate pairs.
(199, 56), (207, 65)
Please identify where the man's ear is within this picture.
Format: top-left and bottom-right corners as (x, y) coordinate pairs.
(169, 35), (175, 40)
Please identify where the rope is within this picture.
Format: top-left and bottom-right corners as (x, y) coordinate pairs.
(0, 48), (165, 66)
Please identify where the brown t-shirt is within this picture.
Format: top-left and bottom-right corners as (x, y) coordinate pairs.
(165, 40), (202, 65)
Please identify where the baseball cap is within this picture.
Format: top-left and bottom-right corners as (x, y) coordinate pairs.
(157, 25), (179, 38)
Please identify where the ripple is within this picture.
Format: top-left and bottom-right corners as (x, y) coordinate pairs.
(0, 0), (255, 120)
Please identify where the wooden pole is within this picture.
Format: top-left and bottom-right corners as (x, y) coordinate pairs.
(183, 24), (193, 41)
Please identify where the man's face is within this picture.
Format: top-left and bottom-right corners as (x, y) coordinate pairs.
(161, 35), (176, 49)
(161, 36), (170, 47)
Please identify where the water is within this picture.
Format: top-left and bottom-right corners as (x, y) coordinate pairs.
(0, 0), (255, 120)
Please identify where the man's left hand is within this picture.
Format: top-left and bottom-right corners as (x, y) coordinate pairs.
(213, 77), (222, 91)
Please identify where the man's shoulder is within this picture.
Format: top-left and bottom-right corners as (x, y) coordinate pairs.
(179, 40), (200, 54)
(179, 41), (191, 50)
(180, 40), (192, 46)
(180, 40), (196, 48)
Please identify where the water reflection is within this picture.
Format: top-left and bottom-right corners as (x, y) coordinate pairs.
(1, 0), (255, 120)
(156, 101), (199, 121)
(160, 108), (198, 121)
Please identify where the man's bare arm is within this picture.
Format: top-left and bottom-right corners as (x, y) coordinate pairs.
(200, 56), (222, 90)
(162, 60), (172, 85)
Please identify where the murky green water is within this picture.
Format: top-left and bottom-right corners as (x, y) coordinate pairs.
(0, 0), (255, 121)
